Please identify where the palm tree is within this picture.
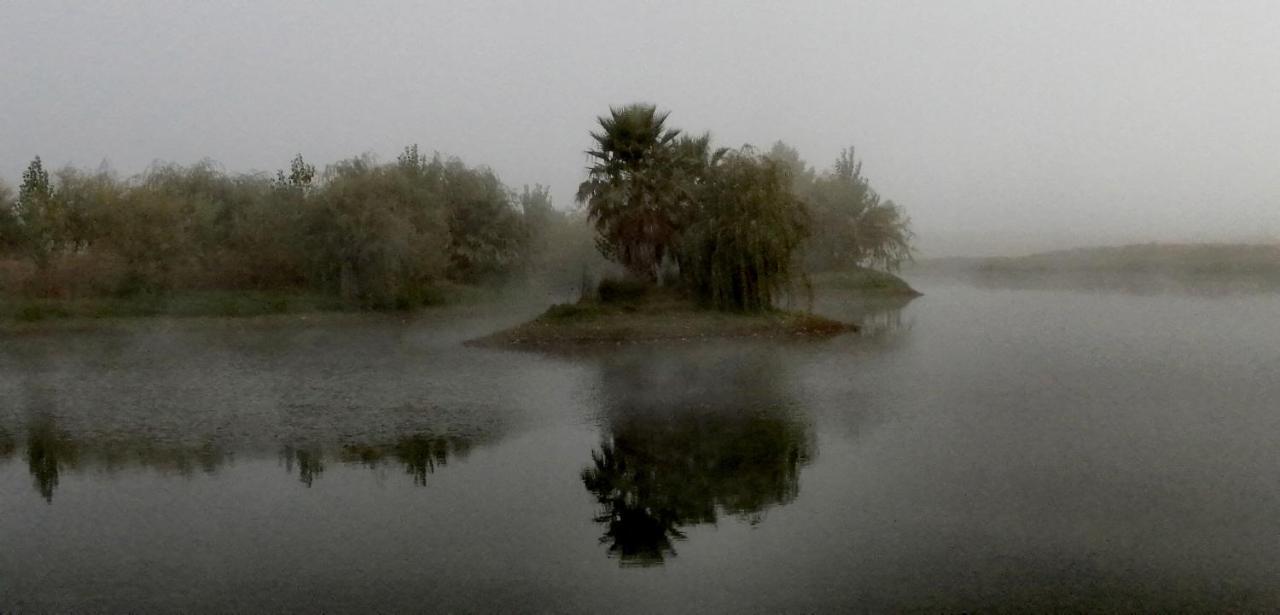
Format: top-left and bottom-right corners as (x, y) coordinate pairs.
(576, 104), (684, 281)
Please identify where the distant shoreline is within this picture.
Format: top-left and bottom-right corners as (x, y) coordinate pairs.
(910, 242), (1280, 275)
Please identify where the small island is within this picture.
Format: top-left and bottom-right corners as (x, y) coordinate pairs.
(474, 104), (914, 350)
(471, 287), (854, 350)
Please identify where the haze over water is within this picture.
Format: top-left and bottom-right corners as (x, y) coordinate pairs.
(2, 3), (1279, 611)
(3, 2), (1278, 256)
(3, 277), (1278, 612)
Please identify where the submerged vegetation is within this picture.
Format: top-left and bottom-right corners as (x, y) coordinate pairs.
(0, 103), (914, 322)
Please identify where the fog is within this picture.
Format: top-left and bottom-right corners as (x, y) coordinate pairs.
(2, 1), (1278, 257)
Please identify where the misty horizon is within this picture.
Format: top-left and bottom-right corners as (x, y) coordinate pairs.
(3, 2), (1277, 258)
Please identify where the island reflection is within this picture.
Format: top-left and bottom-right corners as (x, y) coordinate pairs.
(582, 346), (814, 566)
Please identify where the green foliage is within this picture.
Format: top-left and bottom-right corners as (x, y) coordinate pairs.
(18, 156), (52, 207)
(303, 156), (450, 307)
(14, 156), (62, 267)
(520, 184), (555, 259)
(577, 104), (687, 281)
(439, 159), (525, 283)
(779, 145), (914, 271)
(520, 189), (605, 291)
(596, 276), (651, 304)
(765, 141), (816, 193)
(575, 106), (913, 312)
(809, 267), (920, 295)
(15, 301), (71, 322)
(276, 153), (315, 190)
(2, 112), (915, 321)
(0, 290), (349, 322)
(680, 150), (809, 311)
(541, 302), (604, 321)
(1, 147), (601, 316)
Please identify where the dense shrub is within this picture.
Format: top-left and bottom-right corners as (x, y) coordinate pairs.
(767, 142), (913, 272)
(596, 276), (651, 304)
(0, 149), (597, 309)
(578, 104), (912, 312)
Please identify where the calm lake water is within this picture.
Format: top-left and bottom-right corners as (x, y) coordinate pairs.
(3, 276), (1279, 612)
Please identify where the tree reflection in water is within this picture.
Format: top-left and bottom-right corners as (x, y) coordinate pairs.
(582, 347), (814, 566)
(342, 435), (477, 486)
(19, 416), (229, 502)
(25, 418), (80, 503)
(279, 433), (488, 487)
(281, 446), (327, 487)
(810, 293), (915, 341)
(0, 426), (15, 460)
(8, 418), (493, 499)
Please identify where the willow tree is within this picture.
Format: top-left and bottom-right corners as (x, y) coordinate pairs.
(576, 104), (685, 281)
(582, 351), (812, 566)
(680, 149), (809, 311)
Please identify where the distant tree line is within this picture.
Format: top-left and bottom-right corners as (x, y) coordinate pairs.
(0, 105), (912, 313)
(0, 149), (595, 308)
(577, 103), (913, 311)
(765, 142), (913, 273)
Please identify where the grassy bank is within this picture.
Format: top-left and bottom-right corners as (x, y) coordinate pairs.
(470, 291), (854, 350)
(0, 290), (353, 323)
(0, 280), (529, 326)
(809, 267), (921, 296)
(981, 243), (1280, 274)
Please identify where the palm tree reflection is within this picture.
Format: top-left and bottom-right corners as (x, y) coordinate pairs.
(582, 347), (813, 566)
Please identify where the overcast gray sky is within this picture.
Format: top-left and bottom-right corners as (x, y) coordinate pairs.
(2, 1), (1278, 256)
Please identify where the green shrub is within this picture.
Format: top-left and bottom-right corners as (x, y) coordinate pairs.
(596, 276), (651, 304)
(15, 302), (69, 322)
(543, 302), (602, 320)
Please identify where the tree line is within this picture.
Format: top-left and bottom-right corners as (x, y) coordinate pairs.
(577, 104), (912, 311)
(0, 148), (595, 308)
(0, 103), (912, 312)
